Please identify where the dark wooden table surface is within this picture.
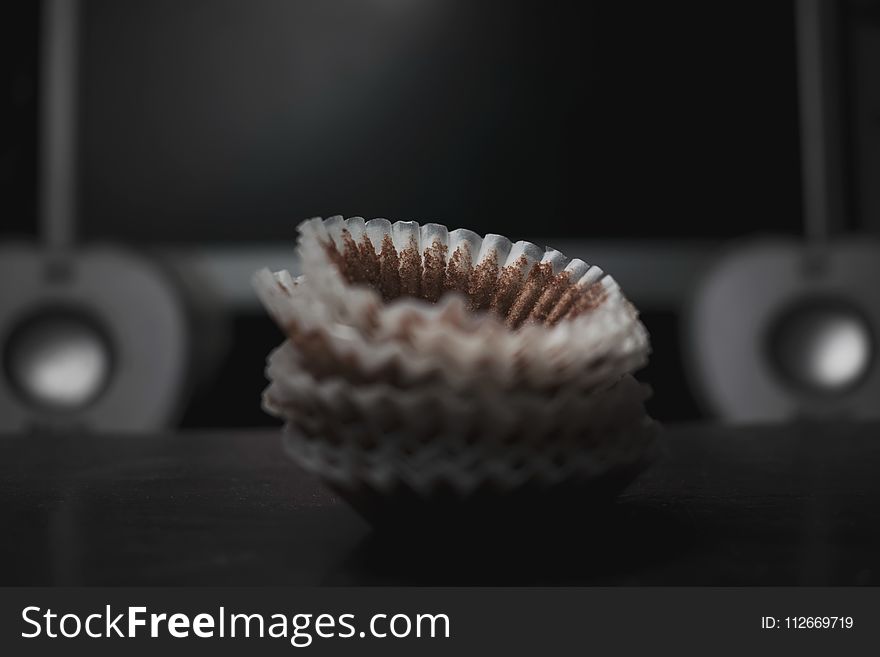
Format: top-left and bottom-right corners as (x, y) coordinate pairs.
(2, 423), (879, 585)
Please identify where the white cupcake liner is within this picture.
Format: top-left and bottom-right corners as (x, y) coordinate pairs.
(281, 416), (659, 498)
(255, 216), (659, 510)
(262, 341), (653, 455)
(297, 216), (626, 327)
(293, 218), (648, 375)
(252, 268), (649, 391)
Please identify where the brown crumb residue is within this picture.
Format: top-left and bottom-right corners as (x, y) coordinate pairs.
(490, 255), (530, 319)
(318, 226), (612, 330)
(545, 285), (580, 326)
(398, 237), (423, 298)
(528, 270), (572, 324)
(444, 244), (472, 295)
(421, 239), (448, 302)
(563, 281), (607, 320)
(468, 251), (499, 311)
(506, 261), (554, 329)
(357, 235), (380, 286)
(378, 235), (401, 301)
(341, 230), (366, 283)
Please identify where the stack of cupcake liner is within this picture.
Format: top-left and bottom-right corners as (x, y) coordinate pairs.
(254, 216), (659, 510)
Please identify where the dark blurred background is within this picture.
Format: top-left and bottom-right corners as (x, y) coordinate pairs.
(1, 0), (879, 431)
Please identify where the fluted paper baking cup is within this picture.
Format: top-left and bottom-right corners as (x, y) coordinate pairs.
(253, 267), (648, 391)
(298, 216), (624, 326)
(298, 216), (647, 376)
(256, 216), (660, 514)
(281, 415), (659, 499)
(263, 341), (653, 454)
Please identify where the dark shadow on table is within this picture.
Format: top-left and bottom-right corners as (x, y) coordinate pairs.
(324, 498), (696, 586)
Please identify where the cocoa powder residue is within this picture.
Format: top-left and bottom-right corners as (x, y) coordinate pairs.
(398, 237), (422, 298)
(421, 239), (448, 302)
(528, 270), (572, 324)
(378, 235), (401, 301)
(490, 255), (530, 319)
(545, 285), (580, 326)
(564, 281), (607, 320)
(468, 251), (499, 311)
(444, 245), (473, 296)
(320, 227), (610, 330)
(506, 261), (554, 329)
(357, 235), (380, 286)
(340, 230), (368, 283)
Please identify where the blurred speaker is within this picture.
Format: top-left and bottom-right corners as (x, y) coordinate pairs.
(686, 240), (880, 421)
(0, 244), (192, 431)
